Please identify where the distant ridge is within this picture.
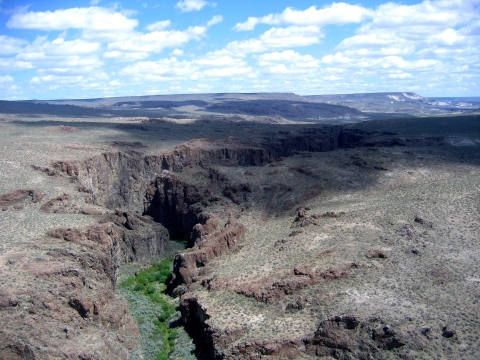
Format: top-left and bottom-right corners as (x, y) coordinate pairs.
(305, 92), (425, 102)
(23, 93), (304, 107)
(2, 92), (478, 120)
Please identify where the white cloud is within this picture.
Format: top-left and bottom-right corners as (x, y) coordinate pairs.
(316, 0), (480, 95)
(388, 73), (412, 79)
(121, 58), (196, 80)
(1, 0), (479, 98)
(171, 49), (184, 56)
(259, 26), (321, 48)
(107, 16), (220, 57)
(202, 66), (251, 78)
(107, 25), (207, 54)
(103, 50), (150, 61)
(0, 75), (14, 83)
(146, 20), (171, 32)
(0, 35), (28, 55)
(30, 72), (108, 88)
(234, 4), (373, 31)
(29, 72), (111, 93)
(364, 0), (474, 32)
(0, 58), (32, 73)
(337, 0), (480, 57)
(224, 25), (322, 56)
(195, 54), (244, 67)
(207, 15), (223, 27)
(321, 53), (440, 71)
(7, 7), (138, 32)
(176, 0), (208, 13)
(15, 37), (103, 75)
(121, 52), (252, 82)
(257, 50), (319, 75)
(7, 7), (138, 42)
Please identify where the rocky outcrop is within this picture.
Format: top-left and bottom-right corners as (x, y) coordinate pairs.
(202, 263), (360, 305)
(170, 214), (245, 296)
(48, 210), (170, 276)
(47, 130), (415, 242)
(0, 189), (44, 210)
(36, 130), (433, 359)
(179, 308), (419, 359)
(304, 315), (411, 358)
(414, 215), (434, 228)
(51, 138), (275, 214)
(366, 250), (389, 259)
(47, 128), (396, 215)
(143, 172), (207, 240)
(0, 211), (169, 359)
(180, 294), (218, 359)
(291, 208), (345, 228)
(291, 208), (318, 228)
(46, 125), (427, 216)
(231, 266), (318, 304)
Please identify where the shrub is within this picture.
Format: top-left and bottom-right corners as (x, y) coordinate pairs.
(122, 258), (178, 358)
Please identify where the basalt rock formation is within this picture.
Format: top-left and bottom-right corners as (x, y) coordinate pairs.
(170, 213), (246, 297)
(9, 124), (454, 359)
(48, 210), (170, 272)
(0, 189), (44, 211)
(51, 138), (275, 212)
(0, 209), (168, 359)
(303, 315), (412, 358)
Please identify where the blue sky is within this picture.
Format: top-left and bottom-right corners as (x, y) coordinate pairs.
(0, 0), (479, 100)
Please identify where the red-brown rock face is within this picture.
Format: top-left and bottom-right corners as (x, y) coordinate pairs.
(0, 210), (169, 359)
(170, 213), (246, 296)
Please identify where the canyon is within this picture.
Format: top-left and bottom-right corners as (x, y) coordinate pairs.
(0, 94), (479, 359)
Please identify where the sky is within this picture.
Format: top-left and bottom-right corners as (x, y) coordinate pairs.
(0, 0), (479, 100)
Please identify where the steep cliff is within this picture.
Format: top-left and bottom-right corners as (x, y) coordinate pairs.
(0, 210), (169, 359)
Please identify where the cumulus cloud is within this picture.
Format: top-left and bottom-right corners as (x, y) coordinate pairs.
(234, 3), (373, 31)
(176, 0), (208, 13)
(15, 37), (103, 75)
(2, 0), (480, 98)
(28, 71), (112, 94)
(108, 25), (207, 54)
(7, 7), (137, 32)
(145, 20), (171, 32)
(0, 35), (28, 55)
(7, 7), (138, 42)
(121, 58), (196, 81)
(107, 16), (221, 58)
(257, 50), (319, 75)
(171, 49), (184, 56)
(224, 25), (322, 56)
(0, 58), (32, 73)
(337, 0), (480, 57)
(103, 50), (150, 61)
(202, 66), (251, 78)
(315, 0), (480, 95)
(194, 54), (244, 67)
(0, 75), (14, 83)
(207, 15), (223, 27)
(121, 52), (252, 82)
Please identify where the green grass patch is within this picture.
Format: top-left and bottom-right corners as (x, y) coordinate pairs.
(121, 258), (178, 359)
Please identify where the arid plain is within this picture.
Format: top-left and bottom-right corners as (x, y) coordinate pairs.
(0, 93), (479, 359)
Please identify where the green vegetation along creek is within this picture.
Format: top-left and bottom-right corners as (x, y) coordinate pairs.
(118, 241), (197, 360)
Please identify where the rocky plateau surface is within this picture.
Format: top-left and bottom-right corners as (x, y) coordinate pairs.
(0, 115), (479, 359)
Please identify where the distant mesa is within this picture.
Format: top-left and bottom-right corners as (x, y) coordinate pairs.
(1, 92), (479, 120)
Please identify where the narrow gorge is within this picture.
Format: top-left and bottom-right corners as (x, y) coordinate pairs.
(2, 121), (466, 359)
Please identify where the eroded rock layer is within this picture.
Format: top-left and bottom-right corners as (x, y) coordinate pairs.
(2, 121), (468, 359)
(0, 209), (169, 359)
